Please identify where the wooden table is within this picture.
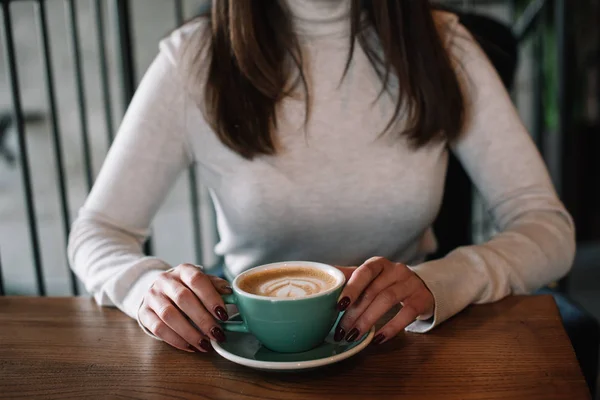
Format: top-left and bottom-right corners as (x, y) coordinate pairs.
(0, 295), (590, 400)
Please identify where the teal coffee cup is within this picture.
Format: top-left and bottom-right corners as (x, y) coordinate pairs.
(221, 261), (345, 353)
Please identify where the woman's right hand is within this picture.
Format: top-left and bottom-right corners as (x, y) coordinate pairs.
(138, 263), (232, 353)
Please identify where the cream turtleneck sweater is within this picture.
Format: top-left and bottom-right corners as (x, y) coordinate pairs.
(68, 0), (575, 333)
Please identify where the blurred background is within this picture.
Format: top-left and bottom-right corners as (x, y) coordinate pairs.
(0, 0), (599, 395)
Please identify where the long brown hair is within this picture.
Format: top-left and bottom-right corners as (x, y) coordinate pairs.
(190, 0), (464, 159)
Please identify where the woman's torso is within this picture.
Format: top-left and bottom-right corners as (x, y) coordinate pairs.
(173, 7), (453, 278)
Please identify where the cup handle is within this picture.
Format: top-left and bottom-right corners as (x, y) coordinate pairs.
(220, 293), (249, 333)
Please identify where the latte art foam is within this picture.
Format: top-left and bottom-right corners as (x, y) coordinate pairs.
(258, 277), (327, 298)
(238, 266), (338, 298)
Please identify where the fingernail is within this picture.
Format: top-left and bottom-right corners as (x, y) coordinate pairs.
(337, 297), (351, 311)
(187, 344), (200, 353)
(346, 328), (360, 342)
(373, 333), (385, 345)
(223, 285), (233, 293)
(334, 326), (346, 342)
(199, 339), (212, 352)
(215, 306), (229, 322)
(211, 326), (226, 343)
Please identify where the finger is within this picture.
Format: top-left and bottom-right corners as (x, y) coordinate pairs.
(344, 272), (432, 342)
(147, 292), (212, 352)
(139, 306), (202, 353)
(373, 300), (421, 345)
(157, 277), (226, 343)
(336, 257), (388, 311)
(348, 266), (400, 312)
(342, 283), (413, 342)
(208, 275), (233, 295)
(178, 264), (229, 323)
(336, 265), (406, 333)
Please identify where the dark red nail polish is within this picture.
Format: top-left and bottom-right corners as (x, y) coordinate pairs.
(199, 339), (212, 352)
(373, 334), (385, 345)
(337, 297), (351, 311)
(187, 344), (200, 352)
(346, 328), (360, 342)
(215, 306), (229, 322)
(334, 326), (346, 342)
(211, 327), (226, 343)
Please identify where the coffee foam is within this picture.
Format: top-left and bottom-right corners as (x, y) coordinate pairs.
(238, 267), (338, 298)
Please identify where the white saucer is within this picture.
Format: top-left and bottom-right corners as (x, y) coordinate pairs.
(212, 315), (375, 371)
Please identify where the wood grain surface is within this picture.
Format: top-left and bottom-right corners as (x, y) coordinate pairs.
(0, 295), (590, 400)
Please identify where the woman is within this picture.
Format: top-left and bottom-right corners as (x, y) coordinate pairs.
(68, 0), (575, 353)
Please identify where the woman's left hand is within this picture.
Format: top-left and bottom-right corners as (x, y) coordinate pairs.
(334, 257), (435, 345)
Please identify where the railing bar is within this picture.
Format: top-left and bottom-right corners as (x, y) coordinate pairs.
(555, 0), (569, 292)
(65, 0), (94, 192)
(113, 0), (153, 256)
(143, 241), (152, 256)
(513, 0), (548, 43)
(1, 2), (46, 296)
(36, 0), (79, 295)
(174, 0), (203, 265)
(0, 247), (5, 296)
(93, 0), (115, 145)
(532, 11), (545, 153)
(555, 0), (567, 196)
(114, 0), (136, 112)
(174, 0), (184, 25)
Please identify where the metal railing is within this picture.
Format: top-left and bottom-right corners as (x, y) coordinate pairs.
(0, 0), (210, 296)
(0, 247), (4, 296)
(1, 0), (47, 295)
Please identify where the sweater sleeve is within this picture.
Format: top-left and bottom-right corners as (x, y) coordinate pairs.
(406, 22), (575, 333)
(68, 37), (196, 319)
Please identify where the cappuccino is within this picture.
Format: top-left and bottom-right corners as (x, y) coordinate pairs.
(238, 266), (338, 298)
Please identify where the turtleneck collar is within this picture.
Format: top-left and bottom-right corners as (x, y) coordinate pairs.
(280, 0), (352, 38)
